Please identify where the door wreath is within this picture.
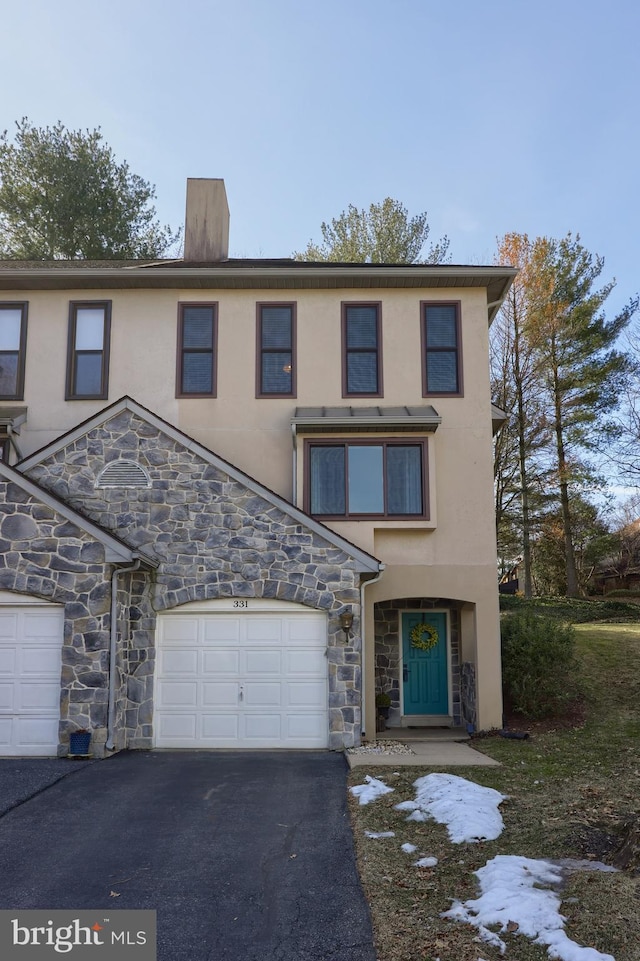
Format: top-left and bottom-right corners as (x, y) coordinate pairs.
(410, 621), (439, 651)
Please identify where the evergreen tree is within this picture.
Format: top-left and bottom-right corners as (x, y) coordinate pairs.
(0, 119), (179, 259)
(530, 234), (636, 596)
(294, 197), (449, 264)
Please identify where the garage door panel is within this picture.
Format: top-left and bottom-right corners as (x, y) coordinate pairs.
(286, 649), (326, 674)
(21, 647), (62, 674)
(203, 618), (241, 643)
(287, 681), (326, 707)
(159, 649), (199, 674)
(244, 714), (281, 739)
(0, 717), (13, 747)
(161, 618), (199, 643)
(156, 714), (197, 739)
(245, 619), (281, 643)
(18, 681), (60, 711)
(245, 649), (281, 674)
(0, 605), (63, 756)
(22, 613), (65, 640)
(158, 681), (198, 706)
(244, 682), (281, 706)
(202, 682), (238, 706)
(0, 650), (17, 674)
(0, 682), (14, 711)
(287, 619), (326, 642)
(0, 614), (18, 639)
(201, 714), (240, 739)
(16, 717), (59, 746)
(155, 609), (328, 749)
(286, 713), (327, 739)
(202, 649), (239, 674)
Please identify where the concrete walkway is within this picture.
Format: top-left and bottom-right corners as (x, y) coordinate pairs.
(346, 728), (500, 768)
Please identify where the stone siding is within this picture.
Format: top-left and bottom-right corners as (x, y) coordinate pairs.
(23, 409), (363, 751)
(0, 482), (112, 754)
(460, 661), (477, 731)
(374, 597), (462, 726)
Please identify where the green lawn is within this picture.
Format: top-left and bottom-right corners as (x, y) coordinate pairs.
(348, 622), (640, 961)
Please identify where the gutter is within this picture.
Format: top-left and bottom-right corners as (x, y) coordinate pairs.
(360, 565), (385, 740)
(106, 558), (142, 751)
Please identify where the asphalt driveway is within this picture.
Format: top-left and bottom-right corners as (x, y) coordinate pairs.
(0, 752), (377, 961)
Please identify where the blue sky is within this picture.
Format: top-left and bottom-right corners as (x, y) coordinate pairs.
(2, 0), (638, 317)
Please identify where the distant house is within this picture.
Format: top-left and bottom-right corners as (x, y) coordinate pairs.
(0, 179), (516, 756)
(591, 519), (640, 594)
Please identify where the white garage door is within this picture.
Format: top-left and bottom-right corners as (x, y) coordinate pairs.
(0, 598), (63, 756)
(155, 601), (328, 749)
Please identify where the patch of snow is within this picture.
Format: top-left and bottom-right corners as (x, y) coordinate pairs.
(442, 855), (615, 961)
(414, 856), (438, 868)
(365, 830), (395, 839)
(350, 775), (394, 806)
(397, 773), (507, 843)
(401, 842), (417, 854)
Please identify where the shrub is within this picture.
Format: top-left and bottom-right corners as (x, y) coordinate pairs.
(501, 612), (578, 718)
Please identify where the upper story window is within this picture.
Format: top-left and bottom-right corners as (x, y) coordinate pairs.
(342, 303), (382, 397)
(257, 303), (296, 397)
(66, 302), (111, 400)
(422, 302), (462, 396)
(0, 302), (28, 400)
(176, 303), (217, 397)
(306, 439), (427, 519)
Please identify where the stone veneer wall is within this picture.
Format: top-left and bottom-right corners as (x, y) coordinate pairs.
(374, 597), (462, 727)
(24, 409), (363, 751)
(460, 662), (477, 731)
(0, 480), (113, 755)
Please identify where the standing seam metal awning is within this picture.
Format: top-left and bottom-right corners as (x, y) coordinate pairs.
(292, 405), (441, 433)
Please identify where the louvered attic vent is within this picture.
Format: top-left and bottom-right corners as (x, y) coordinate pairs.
(96, 460), (151, 489)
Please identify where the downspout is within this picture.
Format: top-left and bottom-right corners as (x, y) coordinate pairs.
(291, 422), (298, 505)
(106, 559), (142, 751)
(360, 564), (385, 739)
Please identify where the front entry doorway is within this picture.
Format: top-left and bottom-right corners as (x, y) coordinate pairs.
(401, 611), (449, 718)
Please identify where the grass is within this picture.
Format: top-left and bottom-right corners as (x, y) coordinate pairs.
(348, 622), (640, 961)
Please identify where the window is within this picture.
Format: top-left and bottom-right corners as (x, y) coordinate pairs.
(342, 303), (382, 396)
(257, 303), (296, 396)
(422, 302), (462, 395)
(176, 303), (217, 397)
(66, 302), (111, 400)
(0, 303), (28, 400)
(0, 436), (9, 462)
(306, 440), (427, 518)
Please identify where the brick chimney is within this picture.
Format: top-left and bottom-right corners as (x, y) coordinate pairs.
(183, 178), (230, 261)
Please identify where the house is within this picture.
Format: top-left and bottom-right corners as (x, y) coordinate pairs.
(0, 179), (516, 756)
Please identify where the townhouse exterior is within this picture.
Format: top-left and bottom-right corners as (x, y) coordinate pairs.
(0, 179), (516, 756)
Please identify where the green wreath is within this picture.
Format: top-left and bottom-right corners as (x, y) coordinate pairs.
(410, 622), (439, 651)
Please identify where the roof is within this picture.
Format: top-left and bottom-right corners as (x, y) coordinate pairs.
(293, 405), (441, 433)
(17, 396), (383, 575)
(0, 259), (517, 324)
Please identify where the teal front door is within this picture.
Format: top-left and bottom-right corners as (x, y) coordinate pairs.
(401, 612), (449, 716)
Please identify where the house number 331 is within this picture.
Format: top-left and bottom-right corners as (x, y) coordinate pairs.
(233, 599), (249, 608)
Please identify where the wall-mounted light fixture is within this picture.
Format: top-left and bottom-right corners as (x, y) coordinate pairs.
(339, 609), (354, 642)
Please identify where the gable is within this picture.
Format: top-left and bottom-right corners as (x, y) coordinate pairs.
(18, 396), (381, 575)
(0, 460), (152, 565)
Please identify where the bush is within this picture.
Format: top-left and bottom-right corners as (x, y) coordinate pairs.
(501, 612), (578, 718)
